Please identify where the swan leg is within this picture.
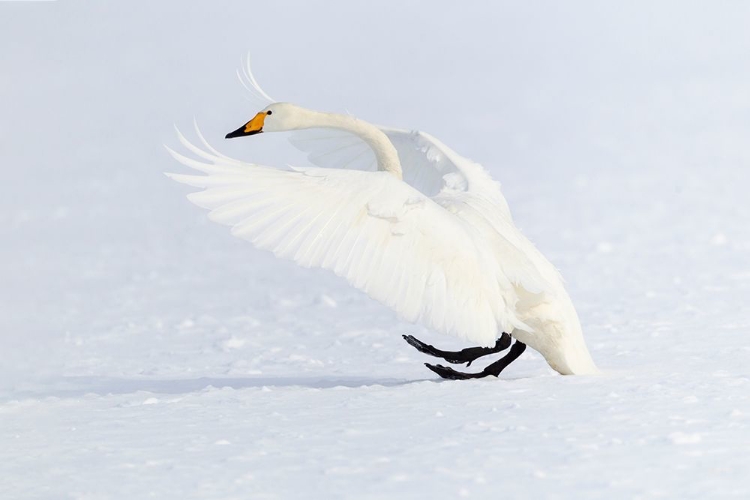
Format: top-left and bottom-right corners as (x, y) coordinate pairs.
(425, 341), (527, 380)
(403, 333), (511, 366)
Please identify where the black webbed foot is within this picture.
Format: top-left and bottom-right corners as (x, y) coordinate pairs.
(403, 333), (511, 366)
(425, 341), (527, 380)
(424, 363), (488, 379)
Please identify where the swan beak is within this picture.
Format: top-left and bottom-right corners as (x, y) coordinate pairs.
(226, 112), (266, 138)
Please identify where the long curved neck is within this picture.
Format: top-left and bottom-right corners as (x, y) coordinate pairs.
(299, 109), (403, 179)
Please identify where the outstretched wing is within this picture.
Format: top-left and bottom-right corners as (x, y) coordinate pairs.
(289, 127), (378, 172)
(166, 131), (533, 347)
(289, 126), (481, 198)
(237, 54), (505, 207)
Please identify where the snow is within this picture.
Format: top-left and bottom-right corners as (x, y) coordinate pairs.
(2, 1), (750, 499)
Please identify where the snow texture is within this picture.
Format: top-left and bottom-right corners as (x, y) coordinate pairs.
(1, 2), (750, 499)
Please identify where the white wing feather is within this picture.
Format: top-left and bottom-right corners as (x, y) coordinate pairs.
(237, 54), (276, 106)
(289, 126), (479, 198)
(289, 128), (377, 172)
(166, 134), (540, 346)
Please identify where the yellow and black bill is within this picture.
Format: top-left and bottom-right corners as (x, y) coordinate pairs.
(225, 111), (267, 138)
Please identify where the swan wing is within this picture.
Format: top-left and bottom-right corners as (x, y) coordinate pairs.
(289, 126), (485, 198)
(289, 128), (378, 172)
(237, 55), (488, 198)
(166, 134), (535, 346)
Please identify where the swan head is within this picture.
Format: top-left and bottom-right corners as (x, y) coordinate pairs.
(225, 103), (307, 138)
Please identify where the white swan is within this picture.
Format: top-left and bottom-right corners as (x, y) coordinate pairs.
(166, 61), (598, 378)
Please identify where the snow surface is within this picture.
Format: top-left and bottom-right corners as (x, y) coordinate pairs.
(2, 2), (750, 499)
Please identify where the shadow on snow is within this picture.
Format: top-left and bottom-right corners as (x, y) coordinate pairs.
(3, 375), (438, 400)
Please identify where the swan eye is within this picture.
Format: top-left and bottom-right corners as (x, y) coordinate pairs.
(267, 110), (273, 115)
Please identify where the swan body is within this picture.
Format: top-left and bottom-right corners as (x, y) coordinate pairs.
(167, 67), (598, 376)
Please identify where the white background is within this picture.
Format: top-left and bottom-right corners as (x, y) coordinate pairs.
(1, 2), (749, 498)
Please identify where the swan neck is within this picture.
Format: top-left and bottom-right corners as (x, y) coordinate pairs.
(307, 111), (403, 179)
